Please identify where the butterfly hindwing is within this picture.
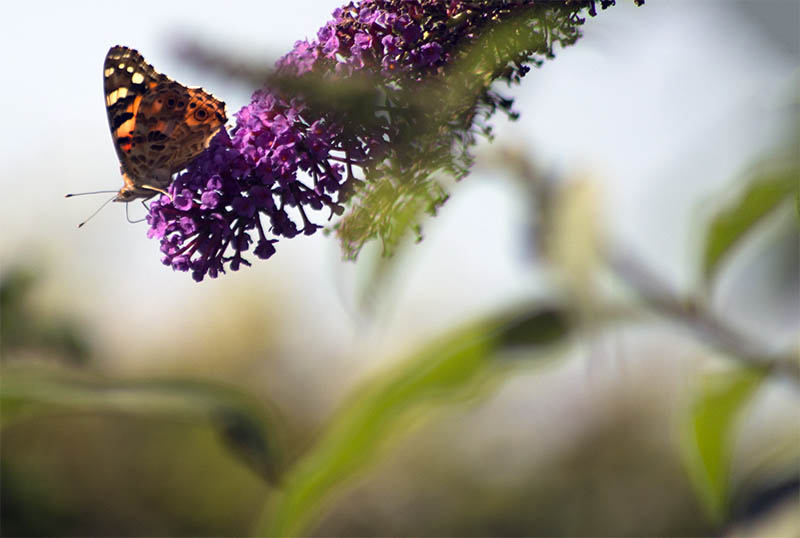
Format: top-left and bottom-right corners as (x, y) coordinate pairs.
(130, 81), (227, 176)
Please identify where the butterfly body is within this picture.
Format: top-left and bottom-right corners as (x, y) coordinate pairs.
(103, 46), (226, 202)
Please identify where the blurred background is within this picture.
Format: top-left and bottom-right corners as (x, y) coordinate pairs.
(1, 1), (798, 536)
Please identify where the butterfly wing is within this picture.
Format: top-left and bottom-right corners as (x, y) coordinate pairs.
(103, 46), (227, 201)
(104, 46), (166, 172)
(128, 81), (227, 178)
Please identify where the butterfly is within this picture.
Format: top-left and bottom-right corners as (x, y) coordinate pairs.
(103, 45), (227, 202)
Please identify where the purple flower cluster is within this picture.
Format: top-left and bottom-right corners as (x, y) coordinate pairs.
(148, 1), (453, 281)
(277, 3), (444, 80)
(147, 0), (638, 281)
(146, 95), (346, 281)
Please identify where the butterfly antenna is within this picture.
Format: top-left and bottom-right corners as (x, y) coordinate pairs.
(65, 190), (117, 198)
(77, 195), (117, 228)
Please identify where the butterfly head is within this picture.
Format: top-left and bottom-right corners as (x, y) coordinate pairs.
(114, 185), (152, 203)
(114, 170), (170, 202)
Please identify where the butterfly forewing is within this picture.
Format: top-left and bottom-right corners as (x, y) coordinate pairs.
(104, 46), (166, 166)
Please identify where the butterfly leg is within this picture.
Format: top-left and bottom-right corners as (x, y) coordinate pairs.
(125, 201), (147, 224)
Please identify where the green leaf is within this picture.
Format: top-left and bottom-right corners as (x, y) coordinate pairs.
(702, 170), (798, 285)
(0, 365), (284, 484)
(681, 367), (766, 524)
(257, 306), (569, 537)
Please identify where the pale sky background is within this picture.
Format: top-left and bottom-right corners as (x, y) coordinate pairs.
(1, 0), (797, 386)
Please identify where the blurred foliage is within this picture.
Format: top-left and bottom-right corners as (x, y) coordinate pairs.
(1, 266), (90, 365)
(702, 86), (799, 288)
(0, 272), (286, 536)
(261, 306), (571, 536)
(476, 112), (797, 537)
(1, 365), (285, 485)
(314, 383), (714, 537)
(702, 159), (799, 287)
(680, 366), (767, 525)
(2, 411), (268, 536)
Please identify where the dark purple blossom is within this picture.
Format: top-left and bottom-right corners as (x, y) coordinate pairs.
(354, 31), (373, 50)
(417, 42), (442, 67)
(199, 191), (219, 210)
(381, 34), (401, 56)
(358, 6), (379, 25)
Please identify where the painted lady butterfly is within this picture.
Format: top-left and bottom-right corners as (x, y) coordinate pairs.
(104, 45), (227, 202)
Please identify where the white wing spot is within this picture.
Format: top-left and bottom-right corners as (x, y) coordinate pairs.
(126, 65), (134, 73)
(118, 63), (125, 69)
(106, 87), (129, 106)
(104, 67), (114, 77)
(131, 72), (145, 84)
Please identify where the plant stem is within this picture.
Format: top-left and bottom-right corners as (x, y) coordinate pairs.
(609, 248), (799, 382)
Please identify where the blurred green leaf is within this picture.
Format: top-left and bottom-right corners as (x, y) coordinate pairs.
(259, 306), (569, 537)
(702, 169), (798, 285)
(0, 365), (284, 484)
(681, 367), (766, 524)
